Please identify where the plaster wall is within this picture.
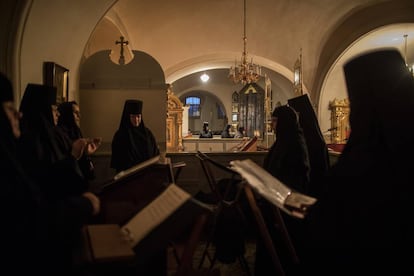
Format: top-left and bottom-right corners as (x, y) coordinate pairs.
(79, 88), (167, 153)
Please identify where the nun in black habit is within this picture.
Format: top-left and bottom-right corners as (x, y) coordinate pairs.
(255, 105), (311, 276)
(305, 49), (414, 275)
(111, 99), (160, 173)
(1, 76), (100, 275)
(17, 83), (100, 275)
(263, 105), (310, 192)
(288, 94), (330, 199)
(57, 101), (100, 181)
(0, 73), (50, 274)
(18, 84), (90, 197)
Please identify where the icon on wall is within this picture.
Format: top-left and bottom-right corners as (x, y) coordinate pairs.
(43, 62), (69, 104)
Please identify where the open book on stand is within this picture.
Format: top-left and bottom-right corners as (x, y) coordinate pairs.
(230, 159), (317, 219)
(120, 183), (191, 247)
(94, 155), (163, 193)
(83, 224), (135, 263)
(113, 155), (161, 181)
(84, 183), (211, 263)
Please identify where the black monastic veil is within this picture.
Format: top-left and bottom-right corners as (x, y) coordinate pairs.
(110, 99), (160, 173)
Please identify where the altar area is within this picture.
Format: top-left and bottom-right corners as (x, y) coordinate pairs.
(182, 137), (245, 153)
(181, 135), (268, 153)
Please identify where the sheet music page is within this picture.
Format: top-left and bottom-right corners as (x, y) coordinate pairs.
(121, 184), (191, 247)
(230, 159), (291, 205)
(230, 159), (316, 218)
(113, 155), (161, 181)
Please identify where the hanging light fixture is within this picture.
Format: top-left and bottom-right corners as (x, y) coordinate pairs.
(229, 0), (261, 85)
(200, 72), (210, 82)
(403, 34), (414, 76)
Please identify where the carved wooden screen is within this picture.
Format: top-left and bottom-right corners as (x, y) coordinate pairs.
(329, 98), (350, 144)
(239, 83), (264, 138)
(167, 85), (184, 152)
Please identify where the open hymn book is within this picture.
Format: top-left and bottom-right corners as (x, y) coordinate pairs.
(85, 183), (192, 262)
(120, 183), (192, 247)
(113, 155), (161, 181)
(230, 159), (317, 219)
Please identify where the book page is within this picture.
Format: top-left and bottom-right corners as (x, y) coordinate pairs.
(86, 224), (135, 262)
(284, 192), (317, 219)
(121, 184), (191, 247)
(230, 159), (291, 204)
(113, 155), (161, 181)
(230, 159), (316, 218)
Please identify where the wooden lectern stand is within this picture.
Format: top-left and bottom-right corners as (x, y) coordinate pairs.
(83, 157), (212, 275)
(195, 152), (302, 276)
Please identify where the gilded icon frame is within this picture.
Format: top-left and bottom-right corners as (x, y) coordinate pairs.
(43, 62), (69, 104)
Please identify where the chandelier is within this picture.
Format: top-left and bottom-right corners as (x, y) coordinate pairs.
(229, 0), (261, 85)
(403, 34), (414, 76)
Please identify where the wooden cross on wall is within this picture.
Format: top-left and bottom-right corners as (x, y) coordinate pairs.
(115, 36), (129, 65)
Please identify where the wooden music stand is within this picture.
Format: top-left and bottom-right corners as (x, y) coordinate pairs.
(195, 152), (299, 276)
(195, 151), (251, 274)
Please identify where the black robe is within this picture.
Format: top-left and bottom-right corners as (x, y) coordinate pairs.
(0, 93), (51, 274)
(110, 103), (159, 173)
(256, 105), (310, 276)
(199, 129), (213, 138)
(221, 125), (234, 138)
(305, 50), (414, 275)
(288, 94), (330, 198)
(17, 84), (94, 275)
(263, 105), (310, 192)
(57, 101), (96, 181)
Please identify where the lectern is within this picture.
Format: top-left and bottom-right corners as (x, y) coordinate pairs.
(83, 157), (212, 275)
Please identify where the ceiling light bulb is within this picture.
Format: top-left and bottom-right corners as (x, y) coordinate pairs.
(200, 73), (209, 82)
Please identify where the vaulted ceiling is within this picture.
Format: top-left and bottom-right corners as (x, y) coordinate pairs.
(82, 0), (414, 131)
(6, 0), (412, 133)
